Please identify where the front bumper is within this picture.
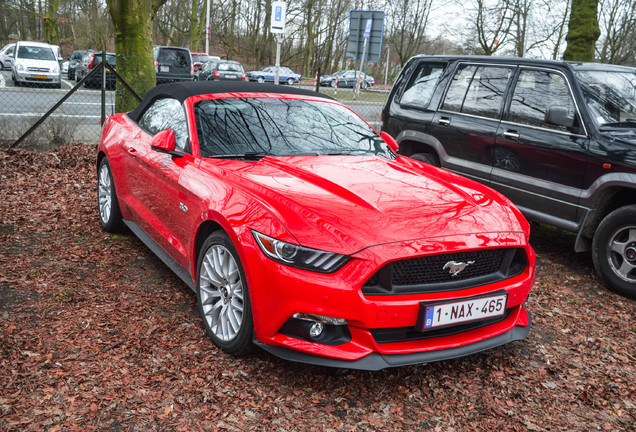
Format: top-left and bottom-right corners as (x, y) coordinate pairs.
(14, 69), (61, 84)
(240, 230), (535, 370)
(256, 313), (531, 370)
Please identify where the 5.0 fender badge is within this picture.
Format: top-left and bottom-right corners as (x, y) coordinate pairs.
(180, 203), (188, 213)
(443, 260), (475, 277)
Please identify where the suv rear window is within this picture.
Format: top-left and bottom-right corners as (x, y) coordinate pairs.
(158, 48), (190, 66)
(400, 62), (446, 109)
(217, 62), (243, 72)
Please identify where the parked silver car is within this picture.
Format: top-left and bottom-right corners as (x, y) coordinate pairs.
(12, 41), (61, 88)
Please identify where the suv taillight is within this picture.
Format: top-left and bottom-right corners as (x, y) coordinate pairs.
(242, 71), (246, 81)
(87, 55), (94, 69)
(154, 60), (158, 73)
(191, 63), (195, 76)
(213, 70), (220, 79)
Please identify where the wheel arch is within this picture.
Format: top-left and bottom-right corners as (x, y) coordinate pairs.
(395, 130), (445, 161)
(580, 184), (636, 243)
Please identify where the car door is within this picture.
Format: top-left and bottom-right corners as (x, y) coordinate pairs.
(125, 98), (199, 269)
(491, 67), (590, 229)
(428, 63), (515, 184)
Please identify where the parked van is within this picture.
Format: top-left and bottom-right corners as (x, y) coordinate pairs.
(11, 41), (61, 88)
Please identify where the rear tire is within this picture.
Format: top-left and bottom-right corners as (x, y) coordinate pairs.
(287, 78), (294, 86)
(197, 231), (254, 355)
(592, 205), (636, 299)
(411, 152), (440, 167)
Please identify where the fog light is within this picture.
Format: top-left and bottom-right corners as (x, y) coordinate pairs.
(309, 322), (324, 337)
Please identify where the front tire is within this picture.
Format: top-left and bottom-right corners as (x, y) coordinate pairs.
(257, 76), (265, 83)
(97, 157), (124, 232)
(592, 205), (636, 299)
(197, 231), (254, 355)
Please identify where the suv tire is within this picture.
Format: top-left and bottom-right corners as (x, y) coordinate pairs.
(592, 205), (636, 299)
(411, 152), (440, 167)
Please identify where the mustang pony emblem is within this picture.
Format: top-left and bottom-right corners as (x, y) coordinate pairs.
(443, 260), (475, 277)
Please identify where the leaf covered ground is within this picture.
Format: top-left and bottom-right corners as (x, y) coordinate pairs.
(0, 144), (634, 431)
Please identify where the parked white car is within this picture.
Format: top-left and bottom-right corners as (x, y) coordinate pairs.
(12, 41), (61, 88)
(0, 43), (15, 69)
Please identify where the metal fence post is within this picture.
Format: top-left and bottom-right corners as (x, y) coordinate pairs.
(101, 51), (106, 125)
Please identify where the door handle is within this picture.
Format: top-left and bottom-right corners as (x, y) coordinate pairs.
(438, 117), (451, 126)
(126, 146), (136, 154)
(503, 130), (520, 141)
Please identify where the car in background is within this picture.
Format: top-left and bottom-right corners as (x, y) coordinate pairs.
(11, 41), (61, 88)
(246, 66), (300, 85)
(75, 51), (116, 89)
(191, 52), (209, 72)
(196, 59), (246, 81)
(97, 81), (535, 370)
(382, 55), (636, 298)
(67, 49), (90, 80)
(321, 70), (375, 89)
(154, 45), (193, 84)
(0, 43), (15, 70)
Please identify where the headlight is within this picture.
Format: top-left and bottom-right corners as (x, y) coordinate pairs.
(252, 231), (350, 273)
(52, 64), (59, 73)
(16, 63), (24, 72)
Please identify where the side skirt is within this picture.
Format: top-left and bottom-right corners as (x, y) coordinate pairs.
(123, 219), (195, 292)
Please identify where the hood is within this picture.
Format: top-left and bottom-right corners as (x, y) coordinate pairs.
(601, 128), (636, 146)
(200, 156), (525, 255)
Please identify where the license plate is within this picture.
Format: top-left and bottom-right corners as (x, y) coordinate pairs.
(160, 66), (169, 72)
(32, 75), (48, 79)
(224, 74), (237, 79)
(420, 293), (507, 330)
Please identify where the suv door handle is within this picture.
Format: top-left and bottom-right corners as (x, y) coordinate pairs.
(503, 130), (520, 141)
(438, 117), (451, 126)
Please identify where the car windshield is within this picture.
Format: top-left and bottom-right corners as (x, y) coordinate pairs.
(218, 62), (242, 72)
(18, 46), (55, 61)
(195, 97), (393, 159)
(575, 70), (636, 127)
(192, 54), (208, 63)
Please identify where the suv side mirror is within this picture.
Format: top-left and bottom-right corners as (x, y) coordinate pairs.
(381, 131), (399, 152)
(151, 129), (184, 157)
(545, 106), (574, 128)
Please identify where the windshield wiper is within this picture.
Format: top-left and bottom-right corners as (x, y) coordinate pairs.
(207, 151), (271, 160)
(599, 119), (636, 130)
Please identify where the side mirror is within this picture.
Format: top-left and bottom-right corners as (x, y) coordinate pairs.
(151, 129), (184, 157)
(545, 106), (574, 128)
(381, 131), (399, 152)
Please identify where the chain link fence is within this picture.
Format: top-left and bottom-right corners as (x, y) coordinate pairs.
(0, 54), (388, 151)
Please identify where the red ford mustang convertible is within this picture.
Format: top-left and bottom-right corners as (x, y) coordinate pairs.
(97, 81), (535, 370)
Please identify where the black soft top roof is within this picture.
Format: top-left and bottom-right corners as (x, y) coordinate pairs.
(129, 81), (333, 122)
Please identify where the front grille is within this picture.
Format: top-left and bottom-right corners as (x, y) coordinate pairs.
(27, 67), (49, 72)
(362, 248), (526, 295)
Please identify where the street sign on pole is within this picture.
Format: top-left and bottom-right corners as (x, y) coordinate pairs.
(271, 1), (286, 34)
(346, 10), (385, 63)
(271, 2), (286, 85)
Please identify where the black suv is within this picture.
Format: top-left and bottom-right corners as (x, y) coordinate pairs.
(154, 45), (193, 84)
(382, 55), (636, 298)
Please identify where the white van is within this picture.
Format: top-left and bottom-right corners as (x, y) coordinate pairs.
(11, 41), (61, 88)
(0, 43), (16, 69)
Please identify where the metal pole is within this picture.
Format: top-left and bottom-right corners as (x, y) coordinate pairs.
(384, 45), (389, 86)
(274, 36), (282, 85)
(101, 51), (106, 125)
(205, 0), (211, 55)
(355, 37), (367, 99)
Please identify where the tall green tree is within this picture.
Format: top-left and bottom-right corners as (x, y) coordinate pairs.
(106, 0), (166, 112)
(563, 0), (600, 61)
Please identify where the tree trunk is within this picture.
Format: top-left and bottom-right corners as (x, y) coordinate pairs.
(563, 0), (600, 61)
(43, 0), (62, 45)
(107, 0), (166, 112)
